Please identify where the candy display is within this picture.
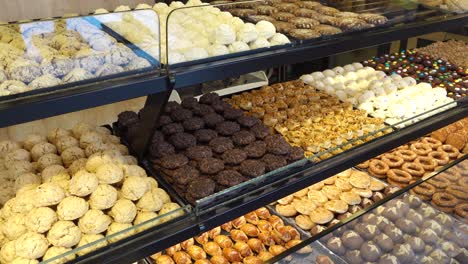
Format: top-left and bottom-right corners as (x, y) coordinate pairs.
(0, 124), (183, 263)
(416, 40), (468, 69)
(116, 93), (304, 204)
(226, 79), (389, 158)
(322, 193), (466, 264)
(363, 50), (468, 99)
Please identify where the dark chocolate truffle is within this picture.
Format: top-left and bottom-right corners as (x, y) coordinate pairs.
(186, 146), (213, 161)
(360, 241), (382, 262)
(262, 154), (287, 172)
(378, 254), (400, 264)
(326, 237), (345, 255)
(209, 137), (234, 154)
(354, 223), (380, 240)
(215, 170), (248, 187)
(157, 115), (173, 127)
(383, 225), (403, 243)
(198, 158), (225, 174)
(244, 141), (267, 158)
(203, 113), (225, 128)
(162, 123), (184, 135)
(211, 100), (231, 113)
(159, 154), (188, 169)
(406, 209), (423, 226)
(151, 131), (165, 143)
(395, 219), (416, 234)
(222, 149), (247, 165)
(232, 131), (256, 146)
(374, 233), (394, 253)
(194, 129), (218, 143)
(216, 121), (241, 136)
(239, 159), (266, 177)
(169, 132), (197, 149)
(392, 244), (414, 264)
(181, 97), (199, 109)
(345, 250), (363, 264)
(406, 236), (425, 253)
(182, 117), (205, 131)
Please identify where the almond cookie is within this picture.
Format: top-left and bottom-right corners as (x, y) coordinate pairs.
(288, 29), (321, 40)
(349, 171), (371, 189)
(271, 21), (295, 33)
(340, 191), (362, 205)
(325, 200), (348, 214)
(289, 17), (320, 29)
(274, 3), (298, 12)
(272, 12), (295, 22)
(323, 176), (336, 185)
(322, 185), (341, 200)
(295, 215), (314, 230)
(309, 207), (334, 224)
(275, 204), (297, 217)
(307, 189), (328, 205)
(293, 199), (317, 215)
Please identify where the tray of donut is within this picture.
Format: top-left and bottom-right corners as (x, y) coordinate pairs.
(146, 206), (342, 264)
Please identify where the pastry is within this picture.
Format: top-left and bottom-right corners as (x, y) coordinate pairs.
(47, 221), (81, 248)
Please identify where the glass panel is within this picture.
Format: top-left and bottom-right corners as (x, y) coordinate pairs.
(0, 10), (160, 101)
(41, 205), (190, 263)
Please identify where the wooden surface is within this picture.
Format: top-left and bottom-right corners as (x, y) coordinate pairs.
(0, 0), (154, 22)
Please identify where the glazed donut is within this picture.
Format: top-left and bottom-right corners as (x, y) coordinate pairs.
(454, 203), (468, 218)
(428, 151), (449, 166)
(437, 145), (460, 159)
(356, 160), (369, 169)
(427, 177), (451, 190)
(414, 157), (437, 171)
(457, 177), (468, 187)
(413, 182), (436, 197)
(446, 185), (468, 200)
(442, 170), (461, 182)
(421, 137), (442, 149)
(381, 154), (404, 168)
(410, 143), (432, 156)
(402, 163), (425, 177)
(395, 150), (417, 162)
(369, 159), (389, 178)
(432, 192), (458, 207)
(387, 169), (412, 184)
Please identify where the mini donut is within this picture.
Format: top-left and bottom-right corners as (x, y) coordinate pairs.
(437, 145), (460, 159)
(421, 137), (442, 150)
(356, 160), (369, 169)
(368, 159), (389, 179)
(432, 192), (458, 207)
(441, 170), (461, 182)
(454, 203), (468, 218)
(414, 157), (437, 171)
(381, 154), (404, 168)
(457, 177), (468, 188)
(402, 163), (425, 177)
(427, 177), (450, 190)
(395, 150), (417, 162)
(410, 143), (432, 156)
(412, 182), (436, 197)
(446, 185), (468, 200)
(387, 169), (412, 184)
(428, 151), (449, 166)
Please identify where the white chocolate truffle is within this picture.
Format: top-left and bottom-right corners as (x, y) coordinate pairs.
(47, 128), (71, 145)
(169, 1), (185, 8)
(95, 163), (124, 184)
(75, 234), (107, 256)
(68, 158), (87, 175)
(137, 190), (164, 212)
(121, 165), (146, 178)
(134, 211), (158, 232)
(36, 182), (65, 207)
(3, 214), (27, 240)
(0, 140), (21, 158)
(61, 147), (85, 167)
(214, 24), (236, 45)
(237, 23), (258, 43)
(22, 134), (46, 151)
(256, 21), (275, 39)
(30, 142), (57, 161)
(250, 37), (270, 49)
(121, 176), (150, 201)
(26, 207), (57, 233)
(78, 209), (111, 234)
(79, 131), (103, 149)
(41, 165), (67, 182)
(106, 222), (134, 243)
(69, 171), (99, 197)
(109, 199), (137, 224)
(269, 33), (290, 45)
(57, 196), (89, 221)
(43, 246), (75, 264)
(228, 41), (249, 53)
(4, 149), (30, 164)
(0, 240), (17, 263)
(55, 136), (79, 154)
(152, 188), (171, 204)
(15, 173), (41, 191)
(89, 184), (118, 210)
(207, 45), (229, 57)
(37, 154), (63, 171)
(15, 232), (48, 259)
(47, 221), (81, 248)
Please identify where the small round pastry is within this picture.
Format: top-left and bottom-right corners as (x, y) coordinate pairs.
(4, 149), (31, 164)
(78, 209), (111, 234)
(121, 165), (146, 178)
(405, 209), (423, 226)
(345, 250), (363, 264)
(406, 236), (425, 253)
(383, 225), (403, 243)
(161, 123), (183, 136)
(22, 134), (47, 151)
(421, 220), (443, 236)
(47, 221), (81, 247)
(25, 207), (57, 234)
(75, 233), (108, 256)
(37, 153), (63, 171)
(95, 163), (124, 184)
(360, 241), (382, 262)
(30, 142), (57, 161)
(57, 196), (89, 220)
(106, 222), (133, 243)
(326, 237), (345, 255)
(392, 244), (414, 264)
(395, 219), (416, 234)
(36, 182), (65, 207)
(42, 246), (75, 264)
(381, 207), (401, 222)
(199, 158), (225, 174)
(15, 232), (48, 259)
(341, 230), (364, 250)
(355, 223), (380, 240)
(378, 254), (400, 264)
(61, 146), (85, 167)
(109, 199), (137, 224)
(69, 170), (99, 197)
(121, 176), (150, 201)
(374, 233), (394, 253)
(89, 184), (117, 210)
(209, 137), (234, 154)
(137, 189), (164, 212)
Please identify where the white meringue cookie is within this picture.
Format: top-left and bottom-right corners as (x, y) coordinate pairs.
(402, 77), (417, 86)
(388, 104), (406, 118)
(256, 21), (275, 39)
(230, 17), (245, 31)
(358, 91), (375, 104)
(358, 102), (374, 113)
(269, 33), (290, 45)
(334, 75), (346, 83)
(323, 69), (335, 77)
(300, 74), (314, 83)
(250, 37), (270, 49)
(214, 24), (236, 45)
(333, 66), (345, 75)
(324, 86), (335, 95)
(183, 47), (209, 61)
(343, 64), (355, 72)
(311, 71), (325, 80)
(344, 71), (357, 81)
(352, 62), (364, 69)
(207, 44), (229, 56)
(228, 41), (249, 53)
(237, 23), (258, 43)
(374, 86), (386, 97)
(383, 83), (397, 94)
(336, 90), (348, 101)
(356, 69), (368, 78)
(323, 77), (336, 86)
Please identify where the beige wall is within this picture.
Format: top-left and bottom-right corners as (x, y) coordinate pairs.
(0, 0), (154, 22)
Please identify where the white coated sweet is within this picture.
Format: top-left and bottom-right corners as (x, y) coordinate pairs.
(183, 47), (209, 61)
(256, 21), (275, 39)
(250, 37), (270, 49)
(207, 45), (229, 57)
(237, 23), (258, 43)
(269, 33), (290, 45)
(228, 41), (249, 53)
(214, 24), (236, 45)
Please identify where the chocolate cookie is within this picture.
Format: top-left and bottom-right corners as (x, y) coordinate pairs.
(118, 111), (139, 127)
(262, 154), (287, 172)
(232, 131), (256, 146)
(250, 123), (270, 139)
(216, 121), (241, 136)
(383, 225), (403, 243)
(164, 101), (182, 113)
(173, 165), (200, 185)
(265, 134), (291, 155)
(239, 159), (266, 177)
(186, 146), (213, 161)
(360, 241), (382, 262)
(160, 154), (188, 169)
(244, 141), (267, 158)
(215, 170), (248, 187)
(342, 230), (364, 250)
(203, 113), (225, 128)
(287, 146), (304, 161)
(171, 108), (193, 122)
(223, 108), (244, 120)
(392, 244), (414, 264)
(181, 97), (199, 109)
(209, 137), (234, 154)
(198, 158), (225, 174)
(162, 123), (184, 135)
(237, 115), (259, 128)
(212, 100), (231, 113)
(395, 219), (416, 234)
(199, 93), (221, 105)
(222, 149), (247, 165)
(345, 250), (363, 264)
(149, 141), (175, 158)
(192, 104), (215, 116)
(187, 177), (216, 199)
(374, 233), (394, 253)
(194, 129), (218, 143)
(183, 117), (205, 131)
(406, 236), (425, 253)
(169, 132), (197, 150)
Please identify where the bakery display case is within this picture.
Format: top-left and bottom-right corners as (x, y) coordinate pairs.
(0, 0), (466, 263)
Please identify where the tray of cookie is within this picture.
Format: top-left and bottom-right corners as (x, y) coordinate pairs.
(320, 192), (467, 263)
(146, 206), (339, 264)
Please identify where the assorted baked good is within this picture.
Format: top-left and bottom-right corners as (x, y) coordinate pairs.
(116, 93), (304, 204)
(363, 50), (468, 99)
(0, 123), (183, 263)
(322, 193), (466, 263)
(301, 62), (455, 125)
(272, 168), (398, 236)
(226, 79), (389, 158)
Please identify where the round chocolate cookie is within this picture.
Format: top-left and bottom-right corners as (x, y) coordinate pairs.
(211, 100), (231, 113)
(183, 117), (205, 131)
(378, 254), (400, 264)
(244, 141), (267, 158)
(169, 132), (197, 150)
(262, 154), (287, 172)
(160, 154), (188, 169)
(222, 149), (247, 165)
(341, 230), (364, 250)
(232, 130), (256, 146)
(162, 123), (184, 135)
(187, 177), (216, 199)
(406, 236), (425, 253)
(198, 158), (225, 174)
(149, 141), (175, 158)
(360, 241), (382, 262)
(199, 93), (220, 105)
(326, 237), (345, 255)
(118, 111), (139, 127)
(215, 170), (248, 187)
(374, 233), (394, 253)
(287, 146), (305, 161)
(157, 115), (173, 127)
(345, 250), (363, 264)
(223, 108), (244, 120)
(173, 165), (200, 185)
(209, 137), (234, 154)
(151, 131), (165, 143)
(164, 101), (182, 113)
(384, 225), (403, 244)
(395, 219), (417, 234)
(250, 123), (270, 139)
(194, 129), (218, 143)
(171, 108), (193, 122)
(186, 145), (213, 161)
(216, 121), (241, 136)
(265, 134), (291, 155)
(203, 113), (225, 128)
(192, 104), (215, 116)
(239, 159), (266, 178)
(181, 97), (199, 109)
(392, 244), (414, 264)
(237, 115), (259, 128)
(354, 223), (380, 240)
